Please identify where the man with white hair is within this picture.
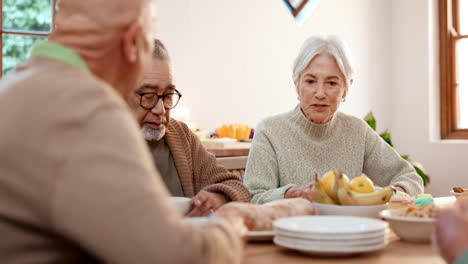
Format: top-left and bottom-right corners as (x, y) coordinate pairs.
(129, 39), (250, 217)
(0, 0), (245, 263)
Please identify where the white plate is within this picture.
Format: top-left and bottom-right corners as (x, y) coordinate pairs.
(274, 236), (388, 256)
(247, 231), (274, 242)
(170, 197), (191, 215)
(275, 233), (387, 247)
(184, 216), (210, 224)
(275, 228), (389, 241)
(274, 216), (388, 235)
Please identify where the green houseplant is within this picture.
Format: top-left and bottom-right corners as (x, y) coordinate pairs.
(364, 112), (430, 186)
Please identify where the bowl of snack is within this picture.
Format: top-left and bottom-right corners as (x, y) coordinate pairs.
(312, 170), (393, 218)
(170, 197), (192, 216)
(451, 187), (468, 197)
(380, 194), (436, 243)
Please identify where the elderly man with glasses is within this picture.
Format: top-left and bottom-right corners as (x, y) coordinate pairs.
(129, 39), (250, 216)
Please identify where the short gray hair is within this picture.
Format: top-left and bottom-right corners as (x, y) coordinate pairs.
(153, 38), (170, 61)
(292, 35), (354, 92)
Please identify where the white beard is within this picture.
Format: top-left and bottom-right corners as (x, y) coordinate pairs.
(141, 124), (166, 141)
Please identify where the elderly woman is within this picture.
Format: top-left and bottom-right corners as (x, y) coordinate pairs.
(244, 35), (423, 204)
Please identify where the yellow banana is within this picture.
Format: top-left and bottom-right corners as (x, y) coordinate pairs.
(337, 186), (394, 206)
(311, 172), (337, 204)
(335, 173), (395, 206)
(329, 169), (342, 201)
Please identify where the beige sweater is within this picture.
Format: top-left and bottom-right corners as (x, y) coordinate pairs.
(160, 119), (250, 201)
(244, 106), (424, 204)
(0, 56), (242, 263)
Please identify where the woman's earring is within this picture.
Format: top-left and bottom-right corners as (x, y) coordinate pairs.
(341, 98), (346, 102)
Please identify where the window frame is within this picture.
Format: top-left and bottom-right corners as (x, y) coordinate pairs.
(439, 0), (468, 139)
(0, 0), (57, 76)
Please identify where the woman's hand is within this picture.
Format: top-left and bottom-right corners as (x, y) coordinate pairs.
(187, 191), (228, 217)
(284, 183), (314, 201)
(392, 186), (406, 193)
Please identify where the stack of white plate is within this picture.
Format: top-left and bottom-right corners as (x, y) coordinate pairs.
(273, 216), (389, 256)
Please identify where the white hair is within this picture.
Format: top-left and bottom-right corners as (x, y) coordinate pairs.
(292, 35), (354, 92)
(141, 124), (166, 141)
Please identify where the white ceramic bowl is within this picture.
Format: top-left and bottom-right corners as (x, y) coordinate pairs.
(380, 209), (435, 243)
(170, 197), (191, 216)
(450, 190), (462, 196)
(314, 202), (387, 218)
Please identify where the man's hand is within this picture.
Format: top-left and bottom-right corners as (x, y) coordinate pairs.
(187, 191), (228, 217)
(210, 210), (248, 241)
(435, 206), (468, 263)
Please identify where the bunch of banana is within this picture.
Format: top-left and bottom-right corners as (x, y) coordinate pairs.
(311, 170), (395, 206)
(335, 173), (395, 205)
(310, 172), (337, 204)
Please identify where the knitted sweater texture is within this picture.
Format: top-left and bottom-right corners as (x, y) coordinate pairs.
(244, 106), (423, 204)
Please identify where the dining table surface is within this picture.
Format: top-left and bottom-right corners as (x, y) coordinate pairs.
(242, 196), (456, 264)
(203, 141), (250, 157)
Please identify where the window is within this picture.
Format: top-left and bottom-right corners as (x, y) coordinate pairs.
(1, 0), (57, 76)
(439, 0), (468, 139)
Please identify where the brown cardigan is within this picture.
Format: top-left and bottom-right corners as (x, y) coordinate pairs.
(164, 119), (250, 202)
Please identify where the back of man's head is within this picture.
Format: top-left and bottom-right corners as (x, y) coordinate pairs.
(53, 0), (152, 44)
(50, 0), (156, 98)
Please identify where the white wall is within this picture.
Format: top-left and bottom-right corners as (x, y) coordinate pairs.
(156, 0), (393, 131)
(156, 0), (468, 195)
(391, 0), (468, 196)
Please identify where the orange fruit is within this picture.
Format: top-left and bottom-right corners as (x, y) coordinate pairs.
(350, 175), (375, 193)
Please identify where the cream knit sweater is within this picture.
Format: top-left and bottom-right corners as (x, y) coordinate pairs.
(244, 106), (423, 204)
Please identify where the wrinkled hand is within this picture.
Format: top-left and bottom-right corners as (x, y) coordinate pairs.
(435, 206), (468, 263)
(388, 186), (412, 201)
(187, 191), (228, 217)
(284, 182), (314, 201)
(392, 186), (407, 194)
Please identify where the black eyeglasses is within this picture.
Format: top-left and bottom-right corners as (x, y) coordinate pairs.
(135, 89), (182, 110)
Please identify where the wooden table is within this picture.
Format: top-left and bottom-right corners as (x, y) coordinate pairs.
(203, 142), (250, 157)
(243, 233), (444, 264)
(243, 197), (456, 264)
(208, 147), (249, 157)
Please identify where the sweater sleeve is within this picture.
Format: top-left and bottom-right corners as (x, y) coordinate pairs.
(51, 105), (243, 264)
(362, 123), (423, 196)
(180, 122), (250, 202)
(243, 122), (295, 204)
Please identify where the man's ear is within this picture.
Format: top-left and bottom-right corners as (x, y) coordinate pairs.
(122, 21), (141, 64)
